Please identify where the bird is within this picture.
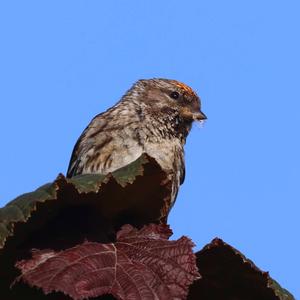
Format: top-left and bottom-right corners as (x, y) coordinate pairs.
(67, 78), (206, 207)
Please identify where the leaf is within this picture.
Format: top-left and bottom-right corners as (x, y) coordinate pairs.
(0, 154), (172, 299)
(0, 154), (295, 299)
(188, 238), (295, 300)
(16, 224), (200, 300)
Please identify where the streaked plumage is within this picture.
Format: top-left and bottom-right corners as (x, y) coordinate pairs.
(67, 78), (206, 206)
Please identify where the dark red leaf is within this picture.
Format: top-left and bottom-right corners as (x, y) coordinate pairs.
(188, 238), (295, 300)
(16, 224), (200, 300)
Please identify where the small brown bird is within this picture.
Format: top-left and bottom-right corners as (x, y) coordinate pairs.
(67, 78), (206, 206)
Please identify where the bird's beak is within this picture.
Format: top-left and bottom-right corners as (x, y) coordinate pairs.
(179, 107), (207, 121)
(192, 110), (207, 121)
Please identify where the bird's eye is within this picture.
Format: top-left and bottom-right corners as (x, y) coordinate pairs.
(170, 91), (180, 99)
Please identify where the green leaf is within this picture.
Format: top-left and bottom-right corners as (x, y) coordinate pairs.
(0, 154), (172, 300)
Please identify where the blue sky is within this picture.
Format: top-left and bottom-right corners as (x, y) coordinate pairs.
(0, 0), (299, 297)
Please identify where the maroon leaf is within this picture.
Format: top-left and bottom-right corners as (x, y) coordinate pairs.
(188, 238), (295, 300)
(0, 154), (172, 298)
(16, 224), (200, 300)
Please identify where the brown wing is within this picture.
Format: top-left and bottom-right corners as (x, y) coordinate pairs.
(66, 130), (87, 178)
(66, 113), (104, 178)
(180, 164), (185, 185)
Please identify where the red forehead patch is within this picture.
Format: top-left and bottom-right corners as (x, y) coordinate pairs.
(172, 80), (197, 97)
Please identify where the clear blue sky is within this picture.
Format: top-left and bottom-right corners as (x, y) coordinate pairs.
(0, 1), (299, 297)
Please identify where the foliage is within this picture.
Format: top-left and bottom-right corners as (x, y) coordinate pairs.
(0, 155), (295, 299)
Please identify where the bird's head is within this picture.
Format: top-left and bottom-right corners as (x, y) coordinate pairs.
(132, 78), (207, 124)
